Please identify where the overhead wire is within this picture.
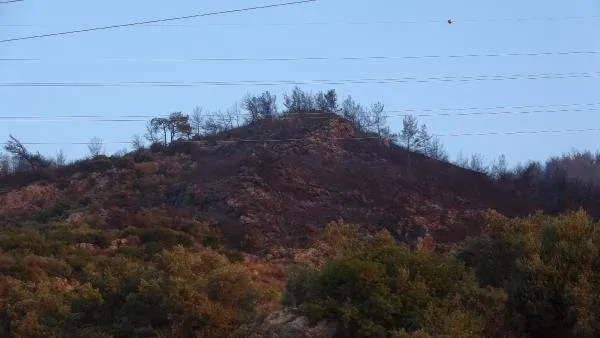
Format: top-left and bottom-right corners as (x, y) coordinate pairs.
(7, 127), (600, 146)
(1, 15), (598, 27)
(1, 102), (600, 121)
(2, 50), (598, 63)
(1, 107), (600, 123)
(0, 0), (317, 43)
(0, 71), (598, 88)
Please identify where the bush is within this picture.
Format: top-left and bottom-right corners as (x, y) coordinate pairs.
(73, 156), (113, 173)
(0, 225), (258, 337)
(114, 156), (135, 170)
(284, 223), (507, 337)
(149, 142), (166, 153)
(132, 149), (154, 163)
(458, 209), (600, 337)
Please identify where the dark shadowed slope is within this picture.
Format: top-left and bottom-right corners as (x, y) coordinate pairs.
(174, 113), (533, 251)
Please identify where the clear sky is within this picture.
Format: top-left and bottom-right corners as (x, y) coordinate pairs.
(0, 0), (598, 167)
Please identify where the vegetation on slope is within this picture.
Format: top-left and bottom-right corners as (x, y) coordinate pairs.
(2, 211), (599, 337)
(0, 223), (259, 337)
(286, 211), (600, 338)
(459, 209), (600, 337)
(284, 221), (507, 337)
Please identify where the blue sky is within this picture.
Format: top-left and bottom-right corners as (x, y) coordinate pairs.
(0, 0), (598, 166)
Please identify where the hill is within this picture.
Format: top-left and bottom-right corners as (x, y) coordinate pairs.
(1, 112), (532, 253)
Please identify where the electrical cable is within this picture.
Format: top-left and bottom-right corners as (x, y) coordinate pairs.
(1, 15), (598, 27)
(2, 50), (598, 63)
(0, 0), (317, 43)
(0, 72), (598, 87)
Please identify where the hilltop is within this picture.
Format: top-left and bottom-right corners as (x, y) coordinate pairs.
(1, 112), (532, 254)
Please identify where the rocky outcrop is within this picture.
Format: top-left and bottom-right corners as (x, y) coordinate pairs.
(250, 309), (337, 338)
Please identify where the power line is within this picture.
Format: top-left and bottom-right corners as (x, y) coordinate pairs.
(396, 101), (600, 113)
(1, 15), (598, 27)
(1, 106), (600, 123)
(1, 102), (599, 121)
(0, 72), (598, 88)
(2, 50), (598, 63)
(406, 107), (600, 118)
(0, 0), (317, 44)
(0, 0), (24, 3)
(7, 127), (600, 146)
(440, 127), (600, 137)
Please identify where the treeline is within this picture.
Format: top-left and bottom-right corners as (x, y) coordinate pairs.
(0, 87), (449, 176)
(450, 149), (600, 218)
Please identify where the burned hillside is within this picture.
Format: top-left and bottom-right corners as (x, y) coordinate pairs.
(1, 112), (534, 253)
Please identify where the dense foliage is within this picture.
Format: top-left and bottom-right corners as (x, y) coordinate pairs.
(1, 198), (600, 336)
(459, 209), (600, 337)
(283, 221), (507, 337)
(0, 223), (258, 337)
(285, 212), (600, 338)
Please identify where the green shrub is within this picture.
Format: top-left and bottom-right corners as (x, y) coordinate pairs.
(458, 209), (600, 337)
(202, 233), (220, 249)
(285, 224), (506, 338)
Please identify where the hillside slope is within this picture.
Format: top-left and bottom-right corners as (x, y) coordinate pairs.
(0, 113), (532, 253)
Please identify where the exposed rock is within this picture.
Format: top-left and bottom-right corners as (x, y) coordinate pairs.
(108, 235), (141, 250)
(251, 309), (337, 338)
(75, 243), (98, 251)
(67, 212), (85, 226)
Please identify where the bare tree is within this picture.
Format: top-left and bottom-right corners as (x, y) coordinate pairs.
(145, 120), (160, 144)
(4, 135), (29, 160)
(149, 112), (192, 144)
(284, 87), (314, 113)
(243, 91), (277, 122)
(149, 117), (169, 144)
(380, 126), (397, 143)
(424, 136), (448, 161)
(131, 134), (145, 151)
(114, 148), (129, 157)
(228, 102), (242, 128)
(368, 102), (386, 137)
(215, 110), (235, 131)
(400, 115), (420, 151)
(491, 154), (509, 179)
(315, 89), (338, 112)
(87, 137), (104, 157)
(341, 95), (367, 129)
(55, 149), (67, 166)
(203, 116), (222, 136)
(455, 151), (470, 168)
(3, 135), (49, 171)
(191, 107), (204, 136)
(167, 112), (192, 141)
(469, 153), (488, 173)
(415, 124), (432, 153)
(324, 89), (338, 112)
(0, 153), (10, 175)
